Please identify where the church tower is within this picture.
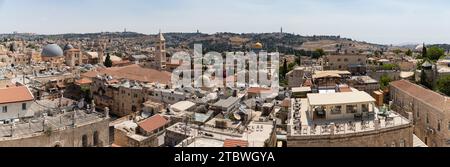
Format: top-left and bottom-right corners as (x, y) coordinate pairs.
(98, 42), (105, 64)
(155, 31), (166, 70)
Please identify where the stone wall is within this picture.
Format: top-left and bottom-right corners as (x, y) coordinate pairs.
(287, 124), (413, 147)
(0, 118), (109, 147)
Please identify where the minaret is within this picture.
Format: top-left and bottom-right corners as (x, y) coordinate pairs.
(155, 30), (166, 70)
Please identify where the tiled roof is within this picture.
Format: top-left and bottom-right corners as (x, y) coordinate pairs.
(248, 87), (272, 94)
(223, 139), (249, 147)
(0, 86), (34, 104)
(390, 80), (450, 111)
(138, 115), (169, 133)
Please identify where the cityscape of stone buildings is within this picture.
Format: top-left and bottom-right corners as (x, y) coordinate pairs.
(1, 30), (449, 148)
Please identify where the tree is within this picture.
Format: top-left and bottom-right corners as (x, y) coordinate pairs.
(9, 43), (15, 52)
(381, 64), (398, 71)
(405, 49), (413, 57)
(311, 48), (325, 59)
(436, 75), (450, 96)
(104, 53), (113, 67)
(380, 75), (392, 90)
(393, 49), (402, 55)
(426, 46), (445, 61)
(420, 69), (432, 89)
(422, 43), (427, 58)
(282, 59), (288, 79)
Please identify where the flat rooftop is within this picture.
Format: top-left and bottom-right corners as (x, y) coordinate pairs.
(0, 110), (106, 140)
(289, 98), (410, 137)
(307, 91), (375, 106)
(186, 137), (224, 147)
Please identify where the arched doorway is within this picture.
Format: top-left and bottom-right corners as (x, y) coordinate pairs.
(82, 135), (88, 147)
(93, 131), (99, 147)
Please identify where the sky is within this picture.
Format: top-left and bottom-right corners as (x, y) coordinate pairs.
(0, 0), (450, 44)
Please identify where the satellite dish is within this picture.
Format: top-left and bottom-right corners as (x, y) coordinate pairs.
(234, 112), (242, 121)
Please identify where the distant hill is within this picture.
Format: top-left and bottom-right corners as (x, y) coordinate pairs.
(1, 31), (386, 54)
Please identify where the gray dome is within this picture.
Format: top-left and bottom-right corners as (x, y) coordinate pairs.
(64, 44), (74, 51)
(42, 44), (63, 57)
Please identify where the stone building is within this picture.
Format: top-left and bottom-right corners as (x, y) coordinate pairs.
(287, 91), (413, 147)
(286, 67), (305, 88)
(390, 80), (450, 147)
(86, 65), (186, 116)
(41, 44), (65, 69)
(113, 114), (169, 147)
(323, 54), (367, 75)
(0, 108), (110, 147)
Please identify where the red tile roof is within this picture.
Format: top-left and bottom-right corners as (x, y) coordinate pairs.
(248, 87), (272, 94)
(75, 78), (93, 85)
(138, 115), (169, 133)
(223, 139), (249, 147)
(0, 86), (34, 104)
(390, 80), (450, 111)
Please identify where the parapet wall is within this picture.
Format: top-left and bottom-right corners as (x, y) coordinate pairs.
(287, 124), (413, 147)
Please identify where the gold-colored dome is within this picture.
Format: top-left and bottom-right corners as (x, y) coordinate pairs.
(254, 42), (263, 49)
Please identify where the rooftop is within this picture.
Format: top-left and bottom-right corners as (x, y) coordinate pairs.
(289, 98), (411, 137)
(170, 101), (196, 112)
(1, 110), (106, 140)
(138, 115), (169, 133)
(223, 139), (249, 147)
(390, 80), (450, 112)
(0, 86), (34, 105)
(82, 64), (172, 84)
(307, 91), (375, 106)
(213, 96), (240, 109)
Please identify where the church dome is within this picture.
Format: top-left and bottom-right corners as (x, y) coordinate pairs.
(41, 44), (63, 57)
(63, 44), (74, 51)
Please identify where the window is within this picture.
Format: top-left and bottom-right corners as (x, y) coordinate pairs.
(22, 103), (27, 110)
(361, 104), (369, 112)
(337, 59), (341, 62)
(93, 131), (99, 147)
(344, 58), (348, 62)
(426, 113), (429, 124)
(448, 122), (450, 131)
(399, 140), (405, 147)
(346, 105), (357, 114)
(2, 106), (7, 113)
(438, 120), (441, 131)
(331, 106), (342, 115)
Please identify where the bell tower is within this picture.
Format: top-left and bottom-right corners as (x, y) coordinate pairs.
(155, 31), (166, 70)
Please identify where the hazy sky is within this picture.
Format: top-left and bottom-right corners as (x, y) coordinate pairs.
(0, 0), (450, 44)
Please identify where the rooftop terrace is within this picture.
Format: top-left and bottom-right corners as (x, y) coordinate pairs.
(288, 98), (410, 137)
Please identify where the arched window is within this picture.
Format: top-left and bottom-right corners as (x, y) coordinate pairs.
(93, 131), (99, 147)
(82, 135), (88, 147)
